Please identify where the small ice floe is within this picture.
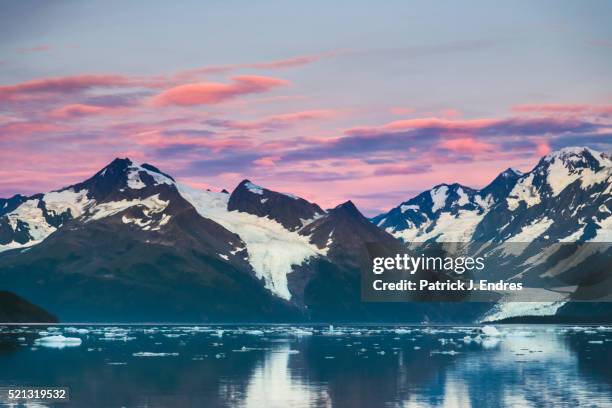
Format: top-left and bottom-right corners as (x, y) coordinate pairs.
(413, 346), (421, 350)
(245, 330), (264, 336)
(106, 362), (127, 365)
(64, 327), (90, 335)
(480, 325), (501, 337)
(430, 350), (460, 356)
(215, 353), (225, 359)
(291, 328), (313, 336)
(588, 340), (604, 344)
(35, 335), (82, 349)
(132, 352), (179, 357)
(213, 330), (224, 337)
(394, 328), (411, 335)
(324, 356), (335, 359)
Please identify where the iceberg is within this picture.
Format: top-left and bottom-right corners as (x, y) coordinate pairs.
(35, 335), (82, 349)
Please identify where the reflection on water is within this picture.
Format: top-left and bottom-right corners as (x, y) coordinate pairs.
(0, 325), (611, 407)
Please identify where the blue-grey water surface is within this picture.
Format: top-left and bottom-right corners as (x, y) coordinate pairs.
(0, 325), (611, 407)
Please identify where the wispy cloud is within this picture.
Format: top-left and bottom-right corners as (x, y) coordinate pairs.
(151, 76), (289, 107)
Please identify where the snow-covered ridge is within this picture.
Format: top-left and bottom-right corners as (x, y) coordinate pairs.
(375, 146), (611, 245)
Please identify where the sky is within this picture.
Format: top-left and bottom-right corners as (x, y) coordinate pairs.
(1, 0), (611, 215)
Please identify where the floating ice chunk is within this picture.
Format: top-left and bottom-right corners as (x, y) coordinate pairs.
(245, 330), (264, 336)
(588, 340), (604, 344)
(481, 325), (501, 337)
(394, 328), (411, 334)
(35, 335), (82, 349)
(292, 328), (313, 336)
(132, 352), (179, 357)
(482, 337), (500, 349)
(65, 327), (90, 334)
(430, 350), (460, 356)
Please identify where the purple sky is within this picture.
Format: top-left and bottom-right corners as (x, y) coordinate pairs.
(1, 1), (611, 215)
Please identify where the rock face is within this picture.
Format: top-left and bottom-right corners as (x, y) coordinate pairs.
(228, 180), (323, 231)
(0, 291), (58, 323)
(0, 147), (609, 323)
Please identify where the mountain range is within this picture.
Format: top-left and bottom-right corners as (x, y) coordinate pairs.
(0, 146), (610, 323)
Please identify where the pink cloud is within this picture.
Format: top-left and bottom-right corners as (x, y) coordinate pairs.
(151, 76), (289, 107)
(48, 103), (129, 119)
(439, 137), (494, 153)
(1, 121), (67, 136)
(0, 74), (134, 102)
(253, 156), (279, 167)
(210, 109), (338, 131)
(129, 130), (252, 153)
(345, 117), (500, 136)
(536, 141), (551, 156)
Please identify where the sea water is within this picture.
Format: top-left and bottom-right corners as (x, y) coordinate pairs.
(0, 324), (610, 407)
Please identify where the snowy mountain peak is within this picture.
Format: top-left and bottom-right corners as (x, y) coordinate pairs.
(228, 180), (323, 231)
(541, 146), (610, 170)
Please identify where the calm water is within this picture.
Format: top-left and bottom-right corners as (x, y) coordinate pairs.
(0, 324), (611, 407)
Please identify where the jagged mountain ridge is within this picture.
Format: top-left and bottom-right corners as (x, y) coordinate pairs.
(0, 157), (404, 321)
(372, 146), (612, 322)
(0, 146), (610, 322)
(373, 147), (611, 244)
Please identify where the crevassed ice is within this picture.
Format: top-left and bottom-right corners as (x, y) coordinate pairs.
(177, 184), (326, 300)
(43, 188), (93, 218)
(89, 194), (169, 221)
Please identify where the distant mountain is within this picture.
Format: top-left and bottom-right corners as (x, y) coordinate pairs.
(0, 291), (57, 323)
(373, 147), (610, 245)
(373, 146), (612, 322)
(0, 147), (610, 323)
